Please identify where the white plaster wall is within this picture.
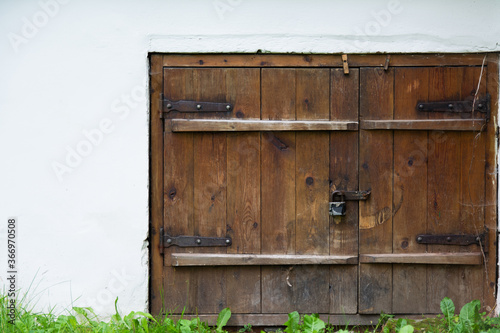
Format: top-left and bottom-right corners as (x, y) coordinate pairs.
(0, 0), (499, 317)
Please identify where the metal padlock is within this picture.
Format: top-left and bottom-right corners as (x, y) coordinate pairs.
(329, 190), (346, 216)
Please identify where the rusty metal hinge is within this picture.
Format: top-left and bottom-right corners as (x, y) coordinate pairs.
(416, 94), (490, 122)
(160, 94), (232, 118)
(159, 227), (232, 254)
(416, 229), (488, 252)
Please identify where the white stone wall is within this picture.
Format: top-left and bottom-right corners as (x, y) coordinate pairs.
(0, 0), (499, 317)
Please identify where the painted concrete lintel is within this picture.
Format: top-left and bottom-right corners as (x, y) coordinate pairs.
(149, 34), (500, 54)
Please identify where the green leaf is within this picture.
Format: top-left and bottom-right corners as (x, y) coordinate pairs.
(459, 300), (480, 333)
(216, 308), (231, 333)
(452, 323), (464, 333)
(284, 311), (300, 333)
(112, 297), (122, 324)
(395, 318), (407, 333)
(302, 314), (325, 333)
(441, 297), (456, 320)
(141, 317), (149, 333)
(399, 325), (414, 333)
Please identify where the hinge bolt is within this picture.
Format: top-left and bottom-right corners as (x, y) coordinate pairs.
(196, 104), (202, 110)
(478, 103), (483, 109)
(226, 105), (231, 110)
(196, 239), (201, 244)
(417, 236), (422, 242)
(166, 238), (172, 244)
(476, 236), (481, 242)
(225, 239), (231, 244)
(446, 237), (452, 242)
(418, 104), (424, 110)
(448, 104), (454, 109)
(166, 103), (172, 109)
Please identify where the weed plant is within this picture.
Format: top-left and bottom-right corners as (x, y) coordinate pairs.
(1, 293), (499, 333)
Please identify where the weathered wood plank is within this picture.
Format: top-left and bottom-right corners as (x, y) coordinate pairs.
(483, 54), (498, 312)
(225, 68), (261, 120)
(426, 67), (465, 313)
(261, 70), (295, 254)
(169, 313), (394, 326)
(360, 253), (483, 265)
(295, 69), (330, 256)
(162, 68), (196, 313)
(190, 69), (228, 314)
(162, 54), (487, 68)
(392, 67), (429, 314)
(261, 68), (297, 314)
(225, 68), (261, 314)
(172, 254), (359, 266)
(329, 68), (359, 314)
(360, 119), (485, 131)
(456, 66), (486, 310)
(149, 54), (164, 314)
(170, 119), (358, 132)
(261, 132), (296, 254)
(359, 67), (394, 314)
(293, 69), (331, 313)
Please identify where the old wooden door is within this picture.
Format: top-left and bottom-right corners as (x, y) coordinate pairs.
(150, 54), (497, 325)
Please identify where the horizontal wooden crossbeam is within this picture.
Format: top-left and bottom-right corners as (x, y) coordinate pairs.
(171, 254), (359, 266)
(168, 119), (358, 132)
(361, 119), (486, 131)
(359, 253), (483, 265)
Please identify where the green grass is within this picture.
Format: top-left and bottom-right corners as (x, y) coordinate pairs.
(1, 293), (499, 333)
(0, 294), (227, 333)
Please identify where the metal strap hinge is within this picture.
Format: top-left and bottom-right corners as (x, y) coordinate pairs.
(159, 228), (232, 254)
(416, 94), (490, 122)
(160, 94), (233, 118)
(416, 228), (488, 252)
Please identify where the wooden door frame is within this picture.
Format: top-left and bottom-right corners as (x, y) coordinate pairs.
(149, 53), (498, 325)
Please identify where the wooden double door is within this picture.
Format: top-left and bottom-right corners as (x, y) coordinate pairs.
(150, 54), (497, 325)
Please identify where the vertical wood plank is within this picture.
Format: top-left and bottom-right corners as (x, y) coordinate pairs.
(426, 67), (464, 313)
(295, 68), (330, 255)
(483, 55), (498, 312)
(226, 133), (261, 312)
(392, 67), (428, 313)
(359, 67), (394, 314)
(192, 69), (227, 313)
(261, 131), (296, 255)
(456, 67), (486, 309)
(163, 68), (196, 313)
(329, 68), (359, 314)
(261, 68), (297, 313)
(261, 68), (296, 255)
(261, 68), (331, 314)
(150, 54), (164, 314)
(225, 68), (262, 313)
(294, 69), (330, 313)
